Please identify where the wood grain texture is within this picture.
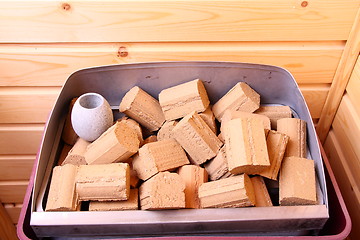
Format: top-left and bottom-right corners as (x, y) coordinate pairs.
(0, 1), (358, 43)
(324, 131), (360, 240)
(0, 181), (28, 203)
(0, 87), (59, 123)
(0, 202), (17, 240)
(0, 155), (35, 181)
(0, 124), (44, 155)
(300, 84), (329, 119)
(317, 7), (360, 142)
(3, 203), (22, 224)
(331, 94), (360, 177)
(0, 42), (343, 86)
(346, 55), (360, 117)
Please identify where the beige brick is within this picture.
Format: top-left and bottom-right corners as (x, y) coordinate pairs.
(119, 86), (165, 131)
(117, 116), (143, 144)
(204, 146), (230, 181)
(139, 172), (185, 210)
(173, 112), (223, 165)
(127, 160), (141, 188)
(76, 163), (130, 201)
(255, 106), (292, 130)
(199, 106), (217, 133)
(46, 164), (78, 211)
(89, 189), (139, 211)
(132, 139), (190, 180)
(85, 122), (139, 165)
(260, 130), (289, 180)
(277, 118), (307, 158)
(279, 157), (317, 206)
(251, 176), (273, 207)
(61, 98), (78, 145)
(198, 174), (255, 208)
(159, 79), (210, 121)
(177, 165), (208, 209)
(221, 110), (271, 132)
(212, 82), (260, 121)
(223, 118), (270, 175)
(157, 120), (178, 141)
(61, 138), (89, 166)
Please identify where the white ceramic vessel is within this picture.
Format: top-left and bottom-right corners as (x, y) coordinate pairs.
(71, 92), (113, 142)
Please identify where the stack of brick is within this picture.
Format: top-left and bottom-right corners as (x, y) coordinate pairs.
(46, 78), (317, 213)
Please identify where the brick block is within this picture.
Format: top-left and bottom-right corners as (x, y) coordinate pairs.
(173, 112), (223, 165)
(255, 106), (292, 130)
(212, 82), (260, 121)
(277, 118), (306, 158)
(199, 106), (217, 133)
(76, 163), (130, 201)
(139, 172), (185, 210)
(157, 120), (178, 141)
(159, 79), (210, 121)
(117, 116), (143, 144)
(251, 176), (273, 207)
(260, 130), (289, 180)
(132, 139), (190, 180)
(279, 157), (317, 206)
(85, 122), (140, 165)
(45, 164), (78, 211)
(204, 146), (231, 181)
(120, 86), (165, 131)
(198, 174), (255, 208)
(223, 118), (270, 175)
(61, 138), (89, 166)
(178, 165), (208, 208)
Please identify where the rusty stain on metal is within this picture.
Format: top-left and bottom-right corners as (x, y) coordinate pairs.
(118, 47), (129, 57)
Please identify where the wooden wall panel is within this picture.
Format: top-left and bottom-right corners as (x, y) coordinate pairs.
(0, 87), (59, 123)
(300, 84), (329, 119)
(324, 131), (360, 240)
(3, 203), (22, 224)
(0, 155), (35, 181)
(0, 181), (28, 203)
(0, 1), (358, 42)
(0, 42), (343, 86)
(346, 56), (360, 117)
(0, 124), (44, 155)
(0, 202), (17, 240)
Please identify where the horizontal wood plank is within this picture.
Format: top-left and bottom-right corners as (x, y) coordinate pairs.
(346, 55), (360, 117)
(0, 42), (343, 86)
(0, 202), (17, 240)
(0, 181), (28, 203)
(0, 124), (44, 155)
(300, 84), (329, 119)
(0, 1), (358, 42)
(332, 94), (360, 180)
(0, 155), (35, 181)
(324, 131), (360, 240)
(3, 203), (22, 224)
(0, 87), (59, 123)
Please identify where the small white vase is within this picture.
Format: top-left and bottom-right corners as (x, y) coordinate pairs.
(71, 92), (113, 142)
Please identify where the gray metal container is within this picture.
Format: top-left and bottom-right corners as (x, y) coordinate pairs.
(30, 62), (329, 238)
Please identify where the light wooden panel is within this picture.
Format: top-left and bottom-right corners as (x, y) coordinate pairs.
(324, 131), (360, 240)
(317, 7), (360, 142)
(3, 203), (22, 224)
(0, 155), (35, 181)
(0, 181), (28, 203)
(0, 202), (17, 240)
(0, 42), (343, 86)
(346, 55), (360, 117)
(0, 124), (44, 155)
(0, 1), (358, 43)
(0, 87), (60, 123)
(332, 94), (360, 176)
(300, 84), (329, 119)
